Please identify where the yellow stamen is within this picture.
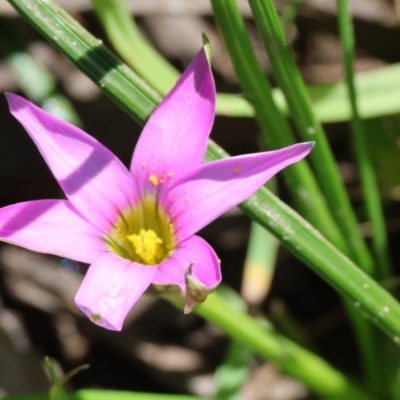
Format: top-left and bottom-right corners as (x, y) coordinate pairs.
(127, 229), (164, 265)
(149, 174), (158, 185)
(106, 196), (175, 265)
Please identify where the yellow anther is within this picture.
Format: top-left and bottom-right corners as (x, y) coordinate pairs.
(127, 229), (163, 265)
(149, 174), (158, 185)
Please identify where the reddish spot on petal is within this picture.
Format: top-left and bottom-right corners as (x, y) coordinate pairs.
(234, 167), (240, 174)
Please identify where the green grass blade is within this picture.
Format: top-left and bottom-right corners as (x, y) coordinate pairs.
(336, 0), (391, 281)
(8, 0), (400, 379)
(337, 0), (392, 394)
(209, 0), (348, 253)
(247, 0), (374, 275)
(44, 357), (69, 400)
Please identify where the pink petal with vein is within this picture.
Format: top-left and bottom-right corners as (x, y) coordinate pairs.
(153, 235), (221, 292)
(75, 252), (157, 331)
(7, 93), (139, 232)
(130, 48), (215, 192)
(165, 142), (314, 241)
(0, 200), (104, 263)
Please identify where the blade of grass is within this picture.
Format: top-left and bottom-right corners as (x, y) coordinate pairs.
(8, 0), (400, 387)
(44, 357), (69, 400)
(337, 0), (392, 395)
(247, 0), (374, 275)
(208, 0), (348, 254)
(336, 0), (391, 281)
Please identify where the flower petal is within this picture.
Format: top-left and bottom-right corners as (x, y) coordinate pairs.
(153, 235), (221, 308)
(75, 252), (157, 331)
(0, 200), (104, 263)
(164, 142), (314, 241)
(6, 93), (139, 232)
(130, 48), (215, 192)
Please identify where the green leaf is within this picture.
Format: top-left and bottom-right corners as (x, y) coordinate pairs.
(247, 0), (374, 275)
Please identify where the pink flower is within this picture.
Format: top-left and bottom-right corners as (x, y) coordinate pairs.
(0, 48), (313, 330)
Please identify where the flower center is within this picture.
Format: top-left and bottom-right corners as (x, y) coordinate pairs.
(127, 229), (163, 265)
(106, 195), (174, 265)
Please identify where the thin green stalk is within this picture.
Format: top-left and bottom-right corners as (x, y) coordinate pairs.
(45, 357), (69, 400)
(337, 1), (392, 396)
(8, 0), (400, 388)
(247, 0), (374, 275)
(336, 0), (391, 281)
(209, 0), (348, 254)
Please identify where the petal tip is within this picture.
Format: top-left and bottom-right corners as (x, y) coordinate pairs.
(75, 301), (123, 331)
(5, 92), (28, 113)
(5, 92), (16, 104)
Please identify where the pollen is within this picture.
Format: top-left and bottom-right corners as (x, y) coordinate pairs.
(234, 167), (240, 174)
(127, 229), (163, 265)
(149, 174), (158, 185)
